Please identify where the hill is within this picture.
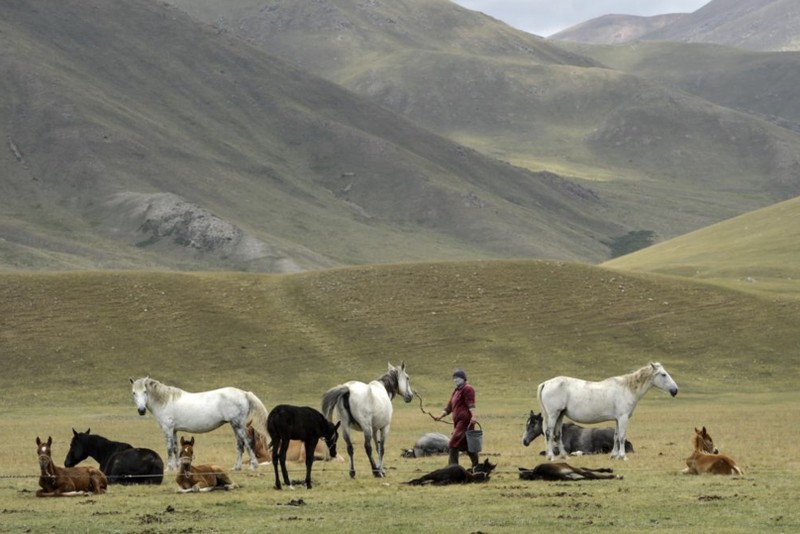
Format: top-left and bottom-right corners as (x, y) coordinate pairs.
(603, 195), (800, 298)
(168, 0), (800, 250)
(3, 261), (799, 408)
(0, 0), (624, 271)
(552, 0), (800, 51)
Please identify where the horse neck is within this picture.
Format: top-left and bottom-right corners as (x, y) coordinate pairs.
(691, 434), (706, 454)
(39, 454), (58, 479)
(377, 371), (398, 399)
(623, 366), (655, 398)
(85, 435), (117, 463)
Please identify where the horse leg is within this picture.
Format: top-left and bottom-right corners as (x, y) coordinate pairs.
(543, 412), (557, 461)
(342, 427), (356, 479)
(554, 414), (567, 459)
(165, 429), (177, 471)
(612, 417), (629, 460)
(271, 438), (282, 490)
(361, 427), (381, 478)
(375, 426), (388, 477)
(231, 422), (254, 470)
(279, 439), (293, 489)
(303, 440), (315, 489)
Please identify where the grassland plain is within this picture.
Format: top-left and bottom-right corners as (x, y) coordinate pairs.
(2, 260), (800, 532)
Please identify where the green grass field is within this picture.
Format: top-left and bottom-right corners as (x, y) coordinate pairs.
(2, 260), (799, 532)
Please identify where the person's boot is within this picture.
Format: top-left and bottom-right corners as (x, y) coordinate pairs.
(448, 448), (459, 465)
(468, 452), (479, 470)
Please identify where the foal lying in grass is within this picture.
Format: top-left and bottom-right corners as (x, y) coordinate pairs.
(176, 436), (238, 493)
(684, 427), (742, 475)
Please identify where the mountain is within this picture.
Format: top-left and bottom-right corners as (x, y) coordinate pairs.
(166, 0), (800, 252)
(0, 0), (625, 271)
(550, 13), (685, 45)
(551, 0), (800, 52)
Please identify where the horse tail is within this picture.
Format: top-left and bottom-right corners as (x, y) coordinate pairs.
(245, 391), (269, 442)
(536, 381), (547, 423)
(321, 385), (349, 422)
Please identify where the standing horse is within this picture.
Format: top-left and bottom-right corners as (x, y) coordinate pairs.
(538, 362), (678, 461)
(64, 428), (164, 485)
(36, 436), (108, 497)
(267, 405), (340, 490)
(684, 427), (742, 475)
(322, 362), (414, 478)
(522, 411), (634, 456)
(130, 377), (269, 471)
(176, 436), (237, 492)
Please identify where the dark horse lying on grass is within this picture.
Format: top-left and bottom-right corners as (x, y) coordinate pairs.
(406, 459), (497, 486)
(522, 411), (634, 456)
(64, 428), (164, 485)
(518, 462), (621, 481)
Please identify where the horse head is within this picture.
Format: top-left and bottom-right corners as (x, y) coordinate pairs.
(389, 361), (414, 403)
(522, 411), (544, 446)
(693, 426), (719, 454)
(36, 436), (54, 470)
(179, 436), (195, 468)
(130, 377), (150, 416)
(325, 421), (341, 460)
(64, 428), (91, 467)
(650, 362), (678, 397)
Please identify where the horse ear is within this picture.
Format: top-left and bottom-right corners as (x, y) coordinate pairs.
(387, 362), (393, 370)
(36, 436), (42, 446)
(400, 361), (405, 370)
(72, 428), (78, 436)
(334, 421), (341, 430)
(189, 436), (195, 445)
(86, 428), (91, 434)
(47, 436), (52, 446)
(130, 377), (134, 384)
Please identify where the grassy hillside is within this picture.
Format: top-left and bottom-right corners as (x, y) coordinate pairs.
(0, 0), (621, 272)
(168, 0), (800, 248)
(3, 261), (799, 409)
(3, 262), (800, 531)
(603, 195), (800, 298)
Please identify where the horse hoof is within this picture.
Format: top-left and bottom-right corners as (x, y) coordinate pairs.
(349, 471), (356, 479)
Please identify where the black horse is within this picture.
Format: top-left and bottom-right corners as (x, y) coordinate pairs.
(64, 429), (164, 485)
(267, 405), (340, 490)
(518, 462), (620, 481)
(522, 411), (634, 456)
(406, 459), (496, 486)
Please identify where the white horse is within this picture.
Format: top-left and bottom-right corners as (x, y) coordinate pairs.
(537, 362), (678, 461)
(130, 377), (269, 471)
(321, 362), (413, 478)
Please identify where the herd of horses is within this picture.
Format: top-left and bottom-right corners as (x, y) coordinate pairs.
(35, 362), (743, 496)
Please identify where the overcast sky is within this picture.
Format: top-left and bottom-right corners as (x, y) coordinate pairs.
(451, 0), (711, 37)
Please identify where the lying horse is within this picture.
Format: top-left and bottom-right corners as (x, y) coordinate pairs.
(684, 427), (742, 475)
(401, 432), (450, 458)
(518, 462), (621, 481)
(522, 411), (634, 456)
(246, 422), (342, 464)
(36, 436), (108, 497)
(406, 459), (496, 486)
(176, 436), (237, 492)
(64, 428), (164, 484)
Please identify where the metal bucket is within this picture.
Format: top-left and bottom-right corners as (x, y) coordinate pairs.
(466, 422), (483, 453)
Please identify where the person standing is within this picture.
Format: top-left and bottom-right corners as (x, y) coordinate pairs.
(435, 368), (479, 467)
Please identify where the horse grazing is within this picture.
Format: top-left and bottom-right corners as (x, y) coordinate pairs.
(518, 462), (621, 481)
(401, 432), (450, 458)
(130, 377), (269, 471)
(406, 459), (496, 486)
(684, 427), (742, 475)
(267, 405), (340, 490)
(322, 362), (414, 478)
(522, 411), (634, 456)
(246, 422), (343, 464)
(176, 436), (237, 492)
(537, 362), (678, 461)
(64, 428), (164, 485)
(36, 436), (108, 497)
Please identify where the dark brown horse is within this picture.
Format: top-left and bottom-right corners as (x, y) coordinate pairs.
(267, 405), (340, 490)
(36, 436), (108, 497)
(683, 427), (742, 475)
(175, 436), (237, 493)
(518, 462), (621, 481)
(406, 459), (497, 485)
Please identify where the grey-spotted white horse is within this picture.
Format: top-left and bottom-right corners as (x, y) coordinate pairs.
(537, 362), (678, 461)
(130, 377), (269, 471)
(321, 362), (413, 478)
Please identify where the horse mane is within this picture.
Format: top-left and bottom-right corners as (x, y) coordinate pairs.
(376, 368), (399, 399)
(621, 363), (659, 393)
(144, 378), (183, 404)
